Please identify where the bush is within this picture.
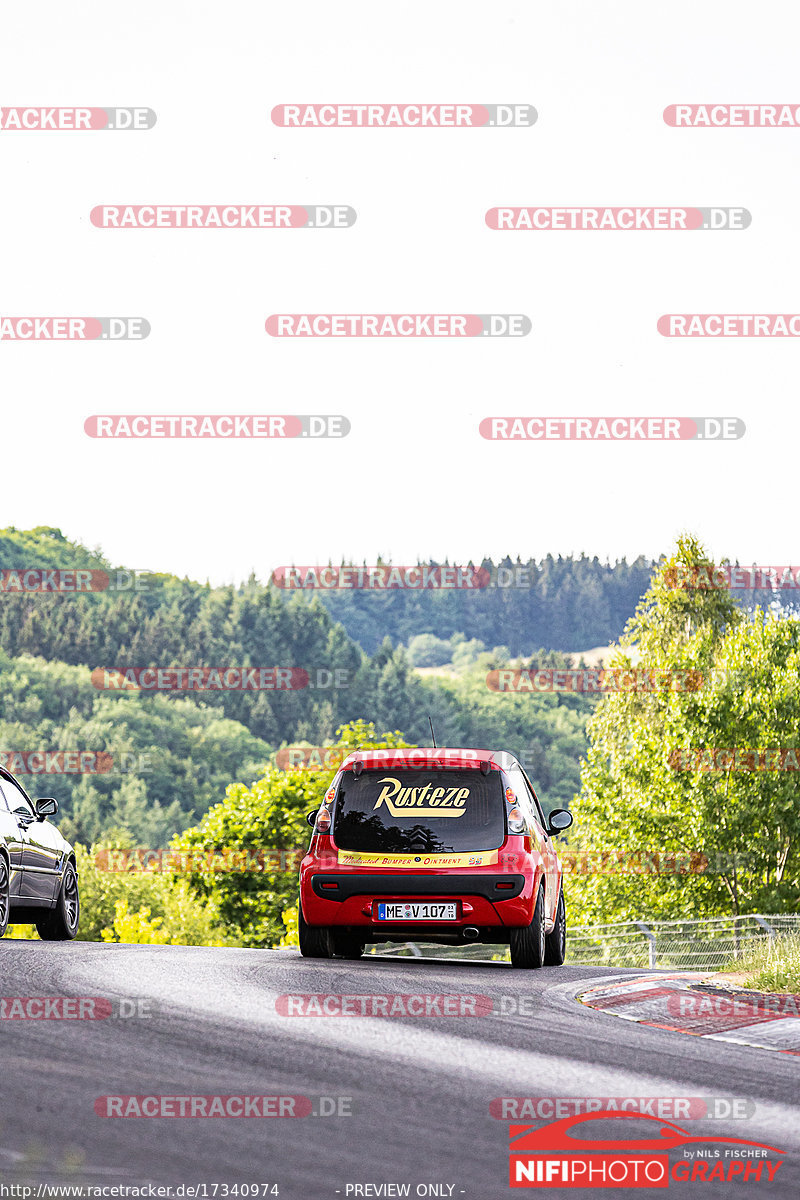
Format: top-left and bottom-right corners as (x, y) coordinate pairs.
(76, 842), (236, 945)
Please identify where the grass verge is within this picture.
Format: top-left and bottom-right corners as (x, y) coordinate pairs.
(718, 932), (800, 993)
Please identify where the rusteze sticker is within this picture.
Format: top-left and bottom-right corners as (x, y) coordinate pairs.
(336, 850), (499, 868)
(371, 776), (469, 818)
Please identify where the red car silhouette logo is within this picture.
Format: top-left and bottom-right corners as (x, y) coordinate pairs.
(510, 1110), (784, 1154)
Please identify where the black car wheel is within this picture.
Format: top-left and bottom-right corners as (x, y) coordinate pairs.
(36, 862), (80, 941)
(0, 855), (9, 938)
(544, 886), (567, 966)
(298, 903), (334, 958)
(510, 885), (546, 968)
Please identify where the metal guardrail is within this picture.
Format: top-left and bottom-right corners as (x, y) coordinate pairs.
(568, 914), (800, 969)
(368, 914), (800, 969)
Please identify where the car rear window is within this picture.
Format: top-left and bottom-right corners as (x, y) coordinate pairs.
(332, 768), (505, 853)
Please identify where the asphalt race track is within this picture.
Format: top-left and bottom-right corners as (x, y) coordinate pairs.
(0, 941), (797, 1198)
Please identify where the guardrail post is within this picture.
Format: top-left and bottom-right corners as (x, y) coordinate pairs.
(635, 921), (657, 968)
(753, 914), (775, 941)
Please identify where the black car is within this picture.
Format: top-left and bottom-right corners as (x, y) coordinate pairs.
(0, 766), (80, 939)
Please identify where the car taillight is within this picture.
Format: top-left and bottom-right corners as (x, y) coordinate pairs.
(316, 807), (331, 833)
(507, 806), (525, 834)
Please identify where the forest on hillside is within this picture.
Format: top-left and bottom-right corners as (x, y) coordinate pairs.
(1, 526), (791, 847)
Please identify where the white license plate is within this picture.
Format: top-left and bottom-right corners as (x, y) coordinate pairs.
(376, 902), (458, 921)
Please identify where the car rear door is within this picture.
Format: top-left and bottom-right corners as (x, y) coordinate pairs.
(0, 779), (27, 896)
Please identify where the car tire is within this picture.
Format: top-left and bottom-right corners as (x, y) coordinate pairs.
(298, 902), (334, 958)
(333, 933), (364, 959)
(510, 885), (546, 968)
(544, 886), (566, 966)
(35, 862), (80, 941)
(0, 854), (9, 938)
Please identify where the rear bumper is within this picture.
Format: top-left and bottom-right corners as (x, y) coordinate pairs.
(301, 870), (533, 932)
(310, 872), (525, 902)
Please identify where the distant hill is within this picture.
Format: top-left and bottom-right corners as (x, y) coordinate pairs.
(0, 527), (617, 839)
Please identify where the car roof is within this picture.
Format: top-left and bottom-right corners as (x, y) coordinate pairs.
(339, 748), (517, 771)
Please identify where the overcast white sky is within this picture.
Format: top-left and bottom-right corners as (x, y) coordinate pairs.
(2, 2), (798, 584)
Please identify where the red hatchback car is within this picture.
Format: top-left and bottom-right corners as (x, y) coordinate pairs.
(298, 747), (573, 967)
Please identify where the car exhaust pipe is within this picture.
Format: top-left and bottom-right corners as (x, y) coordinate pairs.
(463, 926), (480, 941)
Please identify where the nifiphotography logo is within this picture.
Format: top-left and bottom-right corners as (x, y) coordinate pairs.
(508, 1112), (784, 1187)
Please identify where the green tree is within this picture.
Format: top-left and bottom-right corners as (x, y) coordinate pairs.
(570, 537), (800, 923)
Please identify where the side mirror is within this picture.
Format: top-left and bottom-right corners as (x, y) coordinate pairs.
(35, 797), (59, 819)
(548, 809), (573, 834)
(306, 808), (319, 827)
